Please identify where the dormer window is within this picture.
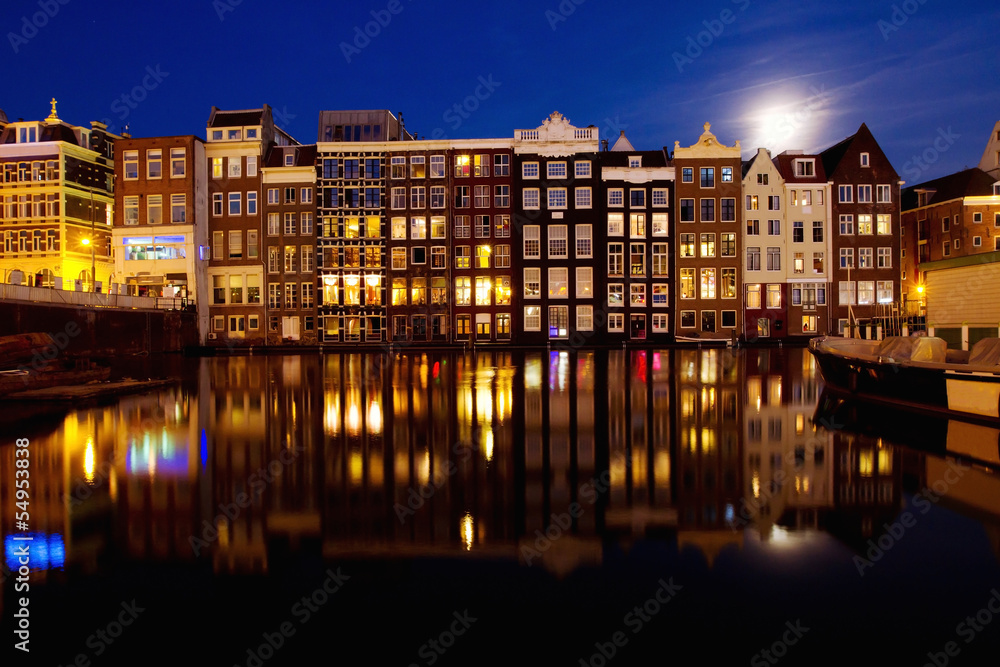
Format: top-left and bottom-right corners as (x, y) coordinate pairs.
(228, 129), (241, 140)
(794, 159), (814, 177)
(211, 130), (222, 141)
(247, 128), (258, 139)
(629, 156), (641, 168)
(860, 152), (870, 167)
(994, 183), (1000, 196)
(284, 152), (294, 166)
(16, 125), (38, 143)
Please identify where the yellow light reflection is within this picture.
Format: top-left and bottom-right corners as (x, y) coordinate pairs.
(417, 450), (431, 486)
(349, 450), (363, 485)
(752, 472), (761, 499)
(484, 429), (494, 463)
(347, 402), (361, 434)
(461, 512), (474, 551)
(84, 437), (96, 485)
(859, 450), (874, 477)
(368, 400), (383, 434)
(324, 392), (341, 435)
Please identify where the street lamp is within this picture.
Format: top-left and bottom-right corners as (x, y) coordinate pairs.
(81, 237), (95, 292)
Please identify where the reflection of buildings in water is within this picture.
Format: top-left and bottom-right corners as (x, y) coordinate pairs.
(675, 348), (743, 565)
(741, 348), (833, 540)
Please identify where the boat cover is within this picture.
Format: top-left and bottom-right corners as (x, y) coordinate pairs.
(877, 336), (916, 360)
(877, 336), (946, 363)
(969, 338), (1000, 366)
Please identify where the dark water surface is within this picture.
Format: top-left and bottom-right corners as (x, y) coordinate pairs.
(3, 347), (1000, 666)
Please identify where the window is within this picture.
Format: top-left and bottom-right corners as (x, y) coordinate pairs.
(494, 185), (510, 208)
(576, 224), (592, 258)
(412, 246), (427, 265)
(524, 268), (541, 299)
(411, 216), (426, 239)
(474, 245), (489, 268)
(576, 267), (592, 299)
(630, 243), (646, 276)
(973, 236), (982, 248)
(766, 284), (781, 308)
(630, 213), (646, 237)
(522, 162), (539, 179)
(455, 245), (471, 268)
(608, 283), (624, 306)
(973, 212), (983, 223)
(747, 195), (759, 211)
(431, 155), (446, 178)
(839, 185), (852, 203)
(228, 157), (241, 179)
(431, 215), (446, 239)
(171, 194), (186, 223)
(547, 188), (567, 209)
(757, 173), (768, 185)
(474, 214), (490, 238)
(608, 189), (624, 207)
(124, 151), (138, 179)
(455, 215), (471, 238)
(523, 226), (540, 258)
(575, 187), (592, 209)
(680, 199), (695, 222)
(391, 247), (406, 270)
(794, 252), (804, 274)
(746, 247), (761, 271)
(283, 245), (296, 272)
(391, 187), (405, 209)
(493, 154), (509, 177)
(701, 199), (715, 222)
(630, 189), (646, 208)
(410, 155), (425, 178)
(608, 313), (625, 332)
(301, 213), (314, 235)
(877, 185), (891, 203)
(876, 214), (891, 235)
(721, 198), (735, 222)
(858, 214), (873, 235)
(631, 284), (646, 305)
(858, 280), (875, 305)
(247, 155), (258, 177)
(768, 196), (780, 211)
(652, 243), (669, 276)
(548, 268), (568, 299)
(652, 189), (668, 207)
(147, 149), (162, 178)
(877, 280), (893, 303)
(577, 306), (594, 331)
(795, 159), (815, 177)
(746, 284), (761, 309)
(859, 247), (873, 269)
(680, 269), (695, 299)
(495, 215), (510, 238)
(793, 221), (804, 243)
(227, 192), (240, 216)
(813, 221), (824, 243)
(148, 195), (162, 225)
(124, 196), (138, 225)
(943, 242), (951, 257)
(390, 156), (405, 179)
(652, 213), (668, 236)
(524, 306), (541, 331)
(878, 247), (892, 268)
(629, 156), (642, 168)
(495, 244), (510, 268)
(410, 186), (425, 209)
(455, 277), (471, 305)
(284, 213), (297, 235)
(840, 215), (854, 235)
(720, 232), (736, 257)
(343, 159), (360, 179)
(547, 161), (567, 179)
(700, 167), (715, 188)
(471, 185), (488, 208)
(431, 246), (447, 269)
(575, 160), (591, 178)
(942, 217), (950, 232)
(211, 157), (223, 179)
(608, 212), (624, 236)
(453, 186), (470, 208)
(747, 219), (760, 236)
(860, 153), (870, 167)
(549, 225), (567, 258)
(700, 233), (716, 257)
(608, 243), (624, 276)
(767, 219), (780, 235)
(840, 248), (854, 268)
(700, 269), (716, 299)
(522, 188), (539, 209)
(680, 233), (695, 257)
(652, 284), (668, 307)
(246, 192), (257, 215)
(722, 167), (733, 182)
(858, 185), (872, 203)
(701, 311), (716, 332)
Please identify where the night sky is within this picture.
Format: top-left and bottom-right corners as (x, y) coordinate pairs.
(3, 0), (998, 184)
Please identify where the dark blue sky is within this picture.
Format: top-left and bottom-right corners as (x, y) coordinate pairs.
(4, 0), (998, 185)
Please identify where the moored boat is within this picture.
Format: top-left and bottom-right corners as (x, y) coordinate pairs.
(808, 334), (1000, 426)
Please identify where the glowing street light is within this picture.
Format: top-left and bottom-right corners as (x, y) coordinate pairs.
(81, 237), (95, 292)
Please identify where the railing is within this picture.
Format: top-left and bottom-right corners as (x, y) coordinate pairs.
(0, 284), (190, 311)
(516, 130), (539, 141)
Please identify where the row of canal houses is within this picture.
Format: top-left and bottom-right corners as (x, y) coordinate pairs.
(0, 103), (904, 347)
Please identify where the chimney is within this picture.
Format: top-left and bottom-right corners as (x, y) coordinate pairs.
(601, 139), (608, 152)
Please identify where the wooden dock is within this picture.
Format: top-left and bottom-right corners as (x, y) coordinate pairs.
(2, 378), (178, 402)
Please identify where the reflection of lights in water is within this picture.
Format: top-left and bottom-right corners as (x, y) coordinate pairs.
(756, 396), (761, 413)
(477, 385), (492, 424)
(349, 450), (363, 485)
(417, 450), (430, 486)
(525, 357), (542, 389)
(368, 400), (383, 434)
(324, 393), (340, 435)
(496, 386), (508, 423)
(752, 472), (761, 499)
(484, 429), (494, 463)
(347, 403), (361, 434)
(725, 503), (735, 524)
(654, 450), (670, 482)
(461, 512), (474, 551)
(84, 437), (96, 485)
(5, 533), (65, 571)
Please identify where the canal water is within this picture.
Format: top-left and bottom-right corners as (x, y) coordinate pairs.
(3, 347), (1000, 665)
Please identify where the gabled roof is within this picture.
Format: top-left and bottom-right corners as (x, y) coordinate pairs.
(773, 151), (827, 183)
(819, 122), (898, 181)
(609, 131), (635, 152)
(264, 144), (317, 168)
(819, 128), (856, 177)
(900, 167), (996, 211)
(208, 107), (266, 128)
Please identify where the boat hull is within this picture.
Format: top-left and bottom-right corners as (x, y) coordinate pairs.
(808, 336), (1000, 426)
